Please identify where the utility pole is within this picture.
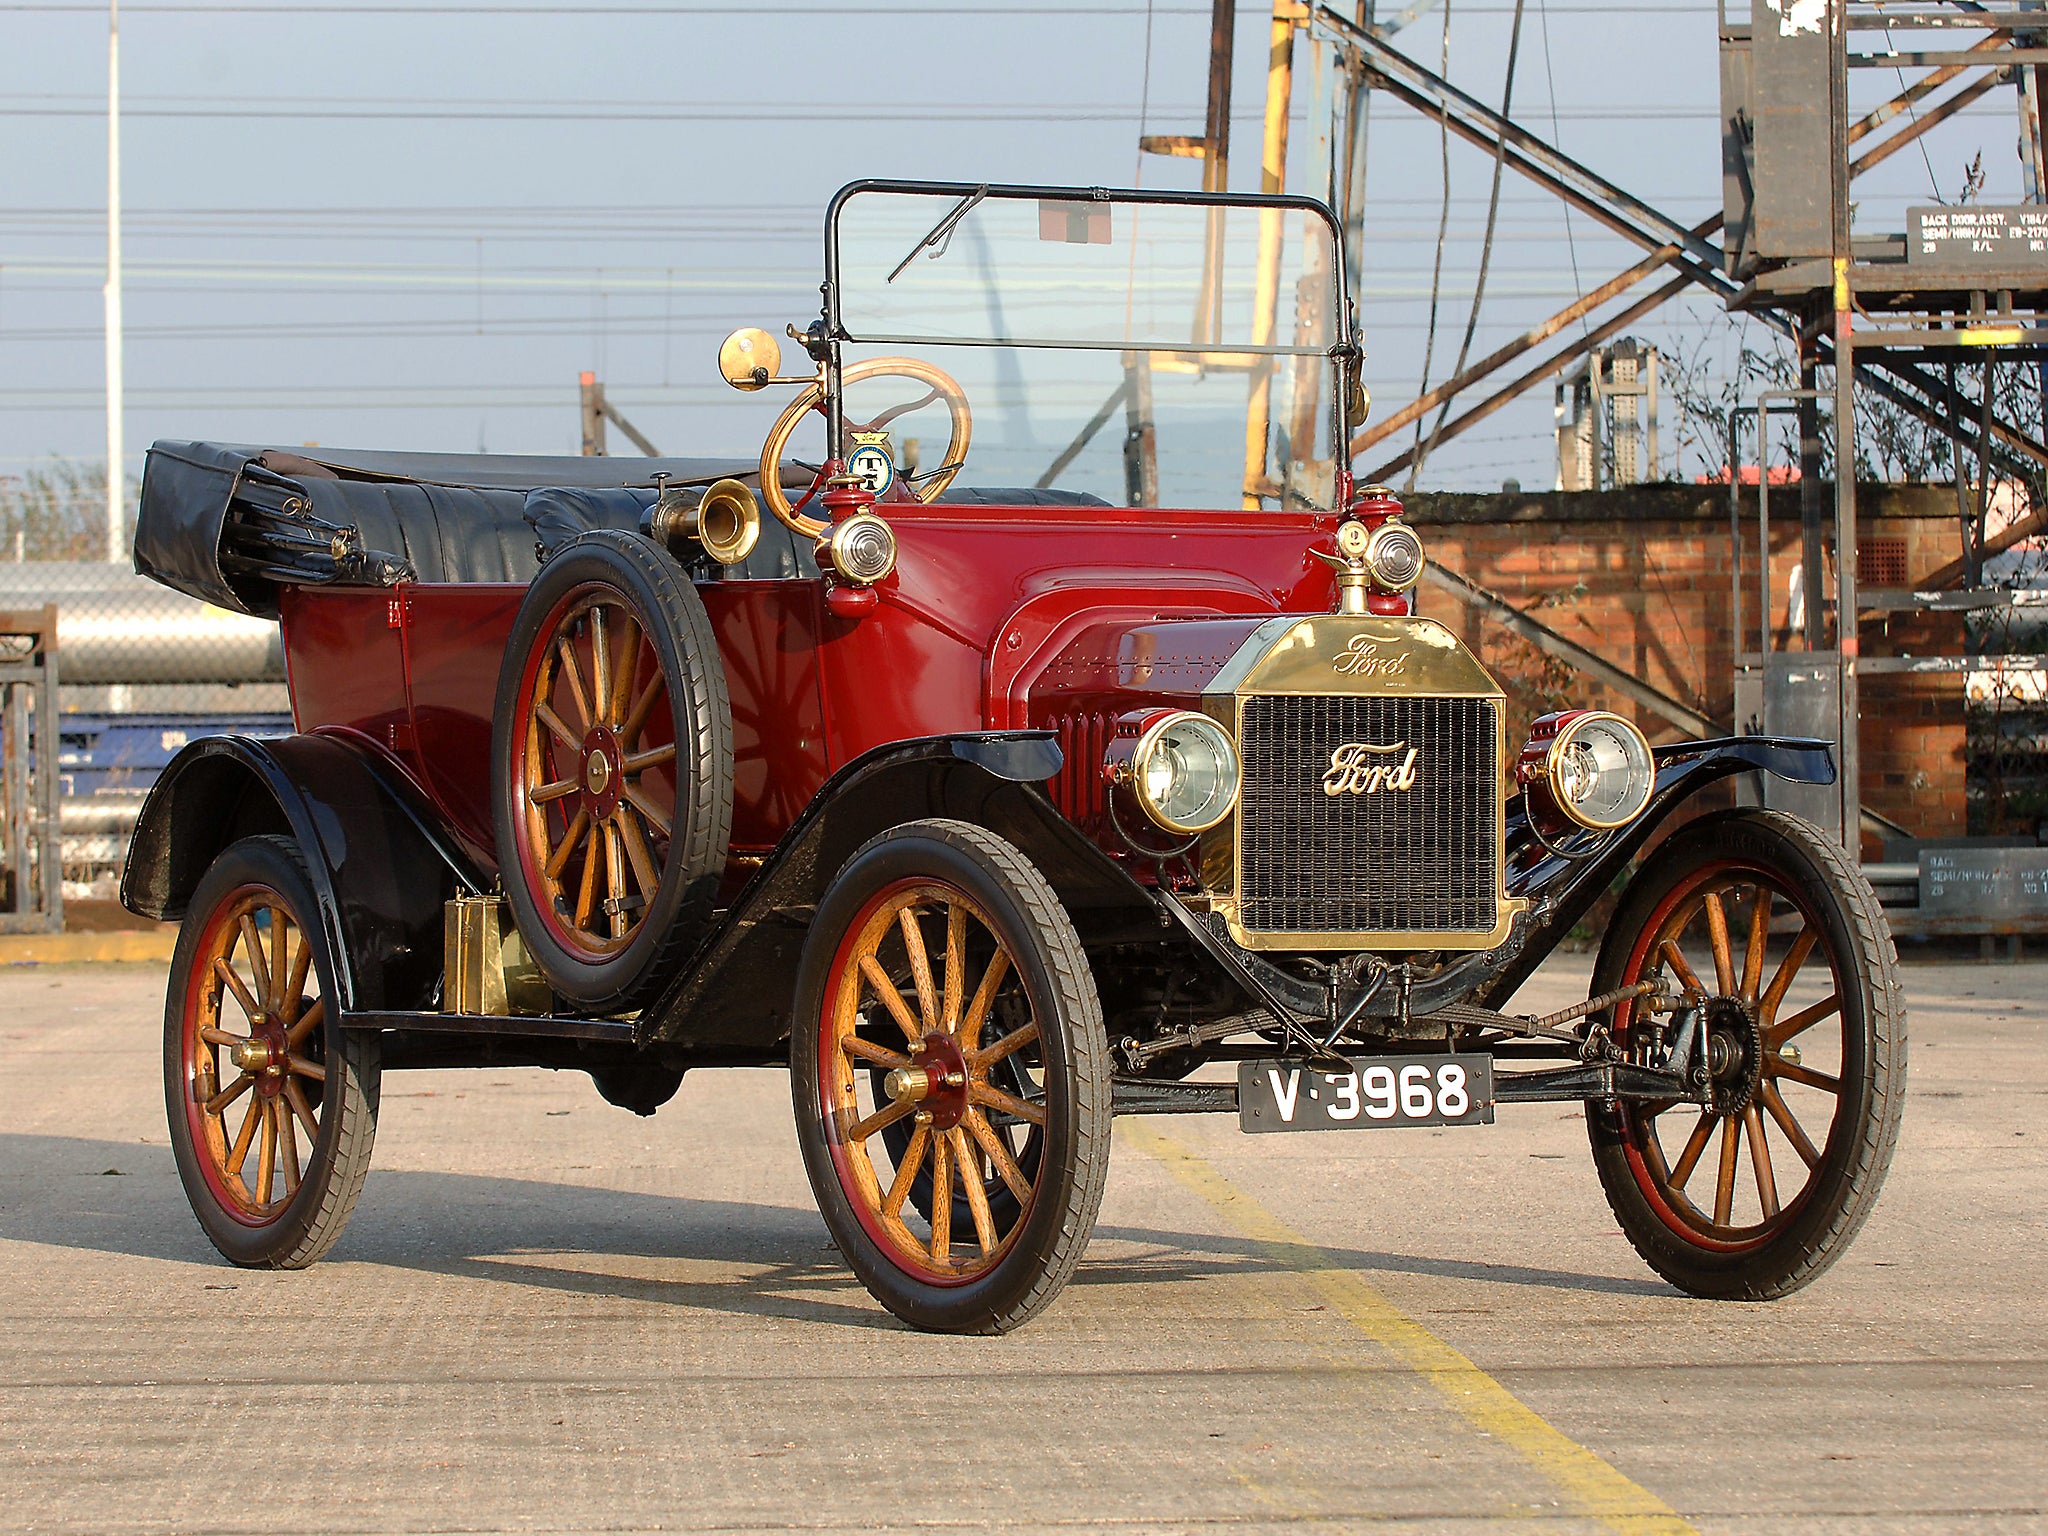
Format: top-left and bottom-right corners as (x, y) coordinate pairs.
(580, 372), (607, 456)
(2018, 5), (2048, 442)
(1242, 3), (1304, 507)
(1135, 0), (1237, 342)
(104, 0), (124, 562)
(1339, 3), (1374, 311)
(579, 372), (662, 458)
(1827, 0), (1861, 855)
(1201, 0), (1238, 347)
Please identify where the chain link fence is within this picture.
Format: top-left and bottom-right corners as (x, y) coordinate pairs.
(19, 564), (290, 903)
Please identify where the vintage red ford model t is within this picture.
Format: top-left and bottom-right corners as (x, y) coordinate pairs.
(123, 181), (1903, 1332)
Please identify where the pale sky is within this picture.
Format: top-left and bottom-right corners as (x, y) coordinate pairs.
(0, 0), (2028, 492)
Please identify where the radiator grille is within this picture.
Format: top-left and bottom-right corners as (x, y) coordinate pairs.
(1237, 694), (1500, 936)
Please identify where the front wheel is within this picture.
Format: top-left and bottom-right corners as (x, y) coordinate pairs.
(1588, 809), (1906, 1300)
(791, 820), (1110, 1333)
(164, 835), (380, 1268)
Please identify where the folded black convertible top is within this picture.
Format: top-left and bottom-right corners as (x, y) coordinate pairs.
(132, 441), (772, 617)
(239, 445), (763, 492)
(132, 440), (1113, 619)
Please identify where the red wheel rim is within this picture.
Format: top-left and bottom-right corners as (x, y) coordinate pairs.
(179, 882), (329, 1227)
(510, 582), (679, 961)
(818, 878), (1046, 1286)
(1611, 858), (1851, 1253)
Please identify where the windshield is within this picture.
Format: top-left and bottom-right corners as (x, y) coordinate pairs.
(822, 182), (1352, 511)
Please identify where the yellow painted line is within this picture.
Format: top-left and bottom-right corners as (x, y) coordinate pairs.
(0, 929), (176, 965)
(1123, 1120), (1700, 1536)
(1960, 327), (2026, 347)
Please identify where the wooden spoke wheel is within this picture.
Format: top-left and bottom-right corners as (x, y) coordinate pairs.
(493, 530), (731, 1012)
(520, 590), (677, 957)
(1589, 810), (1906, 1299)
(164, 836), (378, 1268)
(793, 820), (1109, 1334)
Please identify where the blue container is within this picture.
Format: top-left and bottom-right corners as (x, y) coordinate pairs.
(54, 713), (293, 799)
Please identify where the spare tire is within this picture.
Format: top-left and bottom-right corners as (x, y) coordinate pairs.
(490, 528), (732, 1013)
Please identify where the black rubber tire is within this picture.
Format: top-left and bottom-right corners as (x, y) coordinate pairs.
(1587, 808), (1907, 1300)
(163, 835), (380, 1269)
(792, 819), (1112, 1334)
(491, 528), (732, 1013)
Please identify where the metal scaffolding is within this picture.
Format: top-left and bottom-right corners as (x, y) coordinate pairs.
(0, 607), (61, 934)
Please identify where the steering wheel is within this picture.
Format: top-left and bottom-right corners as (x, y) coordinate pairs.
(759, 356), (973, 540)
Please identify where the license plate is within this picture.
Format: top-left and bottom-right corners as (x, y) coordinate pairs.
(1237, 1054), (1495, 1133)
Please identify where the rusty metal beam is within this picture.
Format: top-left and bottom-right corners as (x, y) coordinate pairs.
(1314, 4), (1734, 292)
(1367, 276), (1692, 483)
(1322, 9), (2041, 492)
(1352, 216), (1718, 458)
(1850, 68), (2008, 177)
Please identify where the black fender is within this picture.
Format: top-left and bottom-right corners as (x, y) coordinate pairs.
(637, 731), (1153, 1050)
(1466, 734), (1835, 1010)
(120, 733), (483, 1011)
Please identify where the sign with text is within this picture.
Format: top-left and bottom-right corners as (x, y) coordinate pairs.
(1919, 847), (2048, 920)
(1910, 206), (2048, 269)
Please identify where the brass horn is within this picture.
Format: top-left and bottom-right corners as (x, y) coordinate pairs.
(644, 477), (761, 566)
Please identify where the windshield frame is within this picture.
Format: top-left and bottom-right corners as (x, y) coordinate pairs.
(818, 178), (1359, 507)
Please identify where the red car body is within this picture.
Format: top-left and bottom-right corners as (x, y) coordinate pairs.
(279, 504), (1340, 879)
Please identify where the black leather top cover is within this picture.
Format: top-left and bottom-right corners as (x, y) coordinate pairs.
(134, 438), (1115, 616)
(250, 444), (765, 492)
(135, 441), (789, 615)
(136, 440), (547, 614)
(133, 440), (264, 613)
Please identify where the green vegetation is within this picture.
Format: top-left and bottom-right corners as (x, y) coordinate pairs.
(0, 458), (130, 562)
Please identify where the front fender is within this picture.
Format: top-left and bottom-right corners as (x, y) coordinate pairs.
(1467, 735), (1835, 1009)
(638, 731), (1153, 1049)
(121, 733), (482, 1010)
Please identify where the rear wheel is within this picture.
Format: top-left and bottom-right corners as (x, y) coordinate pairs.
(164, 835), (379, 1268)
(492, 529), (732, 1012)
(792, 820), (1110, 1333)
(1588, 809), (1906, 1299)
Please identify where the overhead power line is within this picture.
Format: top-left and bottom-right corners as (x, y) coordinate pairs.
(0, 92), (1763, 124)
(0, 2), (1711, 13)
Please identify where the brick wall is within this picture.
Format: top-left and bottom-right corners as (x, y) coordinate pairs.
(1401, 484), (1965, 853)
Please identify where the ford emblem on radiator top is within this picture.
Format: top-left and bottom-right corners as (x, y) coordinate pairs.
(1322, 741), (1420, 796)
(1332, 635), (1410, 678)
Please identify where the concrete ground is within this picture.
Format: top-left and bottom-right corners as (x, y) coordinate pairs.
(0, 950), (2041, 1535)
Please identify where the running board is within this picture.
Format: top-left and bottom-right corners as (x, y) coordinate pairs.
(341, 1009), (636, 1043)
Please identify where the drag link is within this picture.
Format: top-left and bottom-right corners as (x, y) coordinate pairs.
(1532, 980), (1673, 1033)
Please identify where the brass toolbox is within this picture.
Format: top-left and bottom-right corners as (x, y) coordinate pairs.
(443, 895), (553, 1015)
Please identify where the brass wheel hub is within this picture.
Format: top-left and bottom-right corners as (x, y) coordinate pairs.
(230, 1030), (281, 1080)
(580, 726), (623, 820)
(893, 1033), (969, 1131)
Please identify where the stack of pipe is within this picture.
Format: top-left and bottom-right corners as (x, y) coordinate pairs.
(0, 563), (283, 685)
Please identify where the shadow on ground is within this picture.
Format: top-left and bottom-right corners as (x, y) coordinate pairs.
(0, 1131), (1669, 1327)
